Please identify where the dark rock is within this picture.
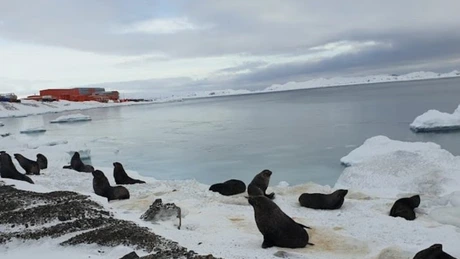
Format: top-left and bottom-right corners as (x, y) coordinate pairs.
(141, 199), (182, 229)
(120, 251), (140, 259)
(0, 185), (220, 259)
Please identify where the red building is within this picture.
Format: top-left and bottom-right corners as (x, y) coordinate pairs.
(38, 88), (119, 102)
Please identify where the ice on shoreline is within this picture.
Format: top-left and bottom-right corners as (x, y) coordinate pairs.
(19, 127), (47, 134)
(410, 105), (460, 132)
(50, 113), (92, 123)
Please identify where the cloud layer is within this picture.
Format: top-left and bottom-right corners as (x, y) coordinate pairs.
(1, 0), (459, 96)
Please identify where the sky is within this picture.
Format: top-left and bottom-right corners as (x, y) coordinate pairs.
(1, 0), (460, 98)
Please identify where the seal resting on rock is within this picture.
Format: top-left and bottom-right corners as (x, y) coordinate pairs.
(209, 179), (246, 196)
(0, 152), (34, 184)
(413, 244), (456, 259)
(36, 153), (48, 170)
(248, 169), (275, 199)
(298, 189), (348, 210)
(92, 169), (130, 201)
(63, 152), (94, 172)
(248, 195), (313, 249)
(113, 162), (145, 184)
(390, 195), (420, 220)
(14, 153), (40, 175)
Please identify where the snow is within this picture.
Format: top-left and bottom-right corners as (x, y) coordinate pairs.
(1, 70), (459, 120)
(19, 126), (47, 134)
(410, 105), (460, 132)
(1, 133), (459, 259)
(49, 113), (92, 123)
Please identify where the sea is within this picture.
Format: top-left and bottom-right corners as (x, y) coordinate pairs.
(3, 77), (460, 186)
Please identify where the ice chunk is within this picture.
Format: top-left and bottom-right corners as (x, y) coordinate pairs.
(0, 121), (4, 127)
(429, 207), (460, 228)
(19, 127), (47, 134)
(410, 105), (460, 132)
(50, 113), (92, 123)
(336, 136), (460, 197)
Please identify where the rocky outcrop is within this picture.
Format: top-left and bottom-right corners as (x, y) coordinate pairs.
(0, 183), (219, 259)
(141, 198), (182, 230)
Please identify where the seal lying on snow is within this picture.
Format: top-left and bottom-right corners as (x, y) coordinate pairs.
(298, 189), (348, 210)
(63, 152), (94, 172)
(36, 153), (48, 170)
(247, 169), (275, 199)
(248, 195), (313, 249)
(113, 162), (145, 184)
(92, 170), (130, 201)
(413, 244), (457, 259)
(209, 179), (246, 196)
(390, 195), (420, 221)
(14, 153), (40, 175)
(0, 152), (34, 184)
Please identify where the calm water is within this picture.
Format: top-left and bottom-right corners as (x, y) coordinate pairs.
(3, 77), (460, 186)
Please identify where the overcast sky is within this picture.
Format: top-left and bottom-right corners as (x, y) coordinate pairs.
(1, 0), (460, 97)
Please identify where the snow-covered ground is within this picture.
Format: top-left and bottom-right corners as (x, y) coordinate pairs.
(1, 133), (459, 259)
(410, 104), (460, 132)
(1, 70), (459, 119)
(50, 113), (92, 123)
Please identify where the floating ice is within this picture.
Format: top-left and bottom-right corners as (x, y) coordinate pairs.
(50, 113), (92, 123)
(0, 121), (4, 127)
(410, 105), (460, 132)
(19, 127), (47, 134)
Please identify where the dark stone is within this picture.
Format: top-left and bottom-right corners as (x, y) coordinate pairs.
(120, 251), (140, 259)
(140, 199), (182, 230)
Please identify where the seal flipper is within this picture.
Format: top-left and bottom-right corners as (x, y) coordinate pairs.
(265, 192), (275, 200)
(63, 165), (72, 169)
(262, 236), (275, 248)
(297, 223), (311, 229)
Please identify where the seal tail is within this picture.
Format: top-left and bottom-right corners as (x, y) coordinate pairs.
(308, 242), (315, 246)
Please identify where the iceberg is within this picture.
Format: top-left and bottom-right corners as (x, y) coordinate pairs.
(50, 113), (92, 123)
(410, 105), (460, 132)
(19, 127), (47, 134)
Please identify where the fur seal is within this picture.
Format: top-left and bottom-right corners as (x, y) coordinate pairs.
(248, 169), (275, 199)
(36, 153), (48, 170)
(0, 152), (34, 184)
(14, 153), (40, 175)
(63, 152), (94, 172)
(92, 170), (130, 201)
(113, 162), (145, 184)
(248, 195), (313, 249)
(413, 244), (456, 259)
(390, 195), (420, 220)
(298, 189), (348, 210)
(209, 179), (246, 196)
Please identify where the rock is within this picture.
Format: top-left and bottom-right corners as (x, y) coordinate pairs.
(0, 185), (219, 258)
(119, 251), (139, 259)
(140, 199), (182, 229)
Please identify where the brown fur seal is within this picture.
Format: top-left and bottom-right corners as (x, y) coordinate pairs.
(14, 153), (40, 175)
(248, 169), (275, 199)
(113, 162), (145, 184)
(248, 195), (313, 249)
(209, 179), (246, 196)
(36, 153), (48, 170)
(413, 244), (456, 259)
(298, 189), (348, 210)
(63, 152), (94, 172)
(390, 195), (420, 220)
(92, 169), (130, 201)
(0, 152), (34, 184)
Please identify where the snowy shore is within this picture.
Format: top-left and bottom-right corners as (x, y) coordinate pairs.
(1, 70), (459, 119)
(1, 133), (459, 259)
(410, 105), (460, 132)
